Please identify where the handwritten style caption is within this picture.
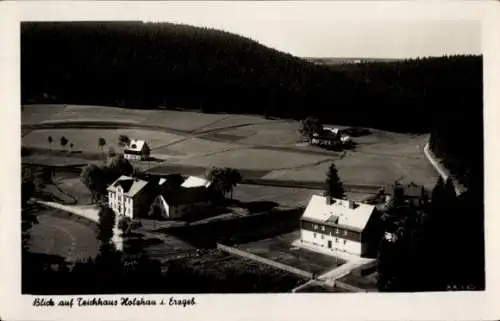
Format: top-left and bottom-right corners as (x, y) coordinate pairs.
(33, 296), (196, 308)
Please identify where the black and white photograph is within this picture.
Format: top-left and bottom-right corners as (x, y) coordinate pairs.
(2, 1), (499, 320)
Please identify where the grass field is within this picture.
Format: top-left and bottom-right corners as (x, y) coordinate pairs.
(22, 104), (439, 188)
(233, 184), (321, 208)
(166, 148), (333, 171)
(22, 128), (184, 154)
(28, 206), (99, 263)
(169, 249), (306, 293)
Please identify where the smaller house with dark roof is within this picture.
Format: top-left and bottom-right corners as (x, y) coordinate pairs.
(382, 182), (428, 207)
(123, 139), (150, 161)
(107, 175), (157, 218)
(148, 185), (212, 220)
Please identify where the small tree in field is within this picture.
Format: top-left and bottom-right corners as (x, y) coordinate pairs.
(118, 135), (130, 147)
(117, 216), (132, 236)
(206, 167), (242, 200)
(98, 137), (106, 151)
(118, 216), (142, 236)
(224, 168), (242, 200)
(47, 136), (53, 145)
(300, 116), (323, 140)
(325, 163), (345, 199)
(206, 167), (226, 200)
(60, 136), (68, 150)
(98, 137), (107, 162)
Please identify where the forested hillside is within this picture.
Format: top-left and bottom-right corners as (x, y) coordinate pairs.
(21, 21), (483, 188)
(21, 22), (481, 132)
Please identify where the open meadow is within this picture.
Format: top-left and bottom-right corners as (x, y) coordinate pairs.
(22, 104), (439, 188)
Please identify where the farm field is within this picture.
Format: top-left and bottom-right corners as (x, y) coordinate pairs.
(235, 232), (344, 275)
(22, 104), (439, 189)
(166, 148), (334, 171)
(169, 249), (306, 293)
(27, 206), (99, 263)
(22, 128), (184, 154)
(263, 134), (437, 188)
(232, 184), (321, 208)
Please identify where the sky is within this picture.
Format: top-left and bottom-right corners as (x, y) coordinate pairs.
(141, 4), (482, 59)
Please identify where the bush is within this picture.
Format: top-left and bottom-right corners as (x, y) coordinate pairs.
(117, 216), (132, 235)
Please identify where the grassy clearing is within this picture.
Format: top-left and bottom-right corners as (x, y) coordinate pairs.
(54, 175), (93, 205)
(141, 109), (225, 132)
(28, 207), (99, 263)
(22, 128), (184, 153)
(235, 233), (344, 275)
(22, 105), (66, 124)
(47, 105), (154, 123)
(233, 184), (321, 208)
(195, 114), (275, 133)
(263, 138), (438, 189)
(236, 121), (303, 146)
(170, 249), (306, 293)
(22, 105), (438, 188)
(155, 137), (237, 157)
(168, 148), (333, 171)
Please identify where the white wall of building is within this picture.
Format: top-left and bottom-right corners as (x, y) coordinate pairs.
(300, 229), (363, 256)
(108, 190), (135, 218)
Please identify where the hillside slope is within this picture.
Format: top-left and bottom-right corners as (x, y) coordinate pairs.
(21, 22), (482, 136)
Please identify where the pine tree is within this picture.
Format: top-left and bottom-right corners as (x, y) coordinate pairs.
(325, 163), (344, 199)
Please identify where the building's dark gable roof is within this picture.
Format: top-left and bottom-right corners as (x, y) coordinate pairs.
(114, 179), (134, 193)
(383, 182), (425, 198)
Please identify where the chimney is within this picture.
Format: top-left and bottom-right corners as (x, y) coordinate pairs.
(348, 200), (355, 209)
(326, 196), (334, 205)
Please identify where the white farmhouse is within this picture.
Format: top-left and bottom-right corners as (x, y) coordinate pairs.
(300, 195), (382, 257)
(107, 175), (156, 219)
(123, 139), (150, 161)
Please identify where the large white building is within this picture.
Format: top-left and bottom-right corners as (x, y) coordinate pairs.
(300, 195), (382, 257)
(106, 175), (156, 219)
(123, 139), (150, 161)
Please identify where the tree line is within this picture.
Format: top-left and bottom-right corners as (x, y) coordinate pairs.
(21, 22), (482, 133)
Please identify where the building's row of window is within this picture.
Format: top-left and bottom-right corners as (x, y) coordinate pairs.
(313, 233), (347, 245)
(312, 224), (348, 236)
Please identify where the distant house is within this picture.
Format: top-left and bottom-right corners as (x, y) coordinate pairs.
(300, 195), (382, 257)
(311, 130), (339, 147)
(311, 127), (351, 147)
(107, 175), (157, 219)
(148, 186), (212, 220)
(382, 182), (427, 207)
(123, 139), (150, 161)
